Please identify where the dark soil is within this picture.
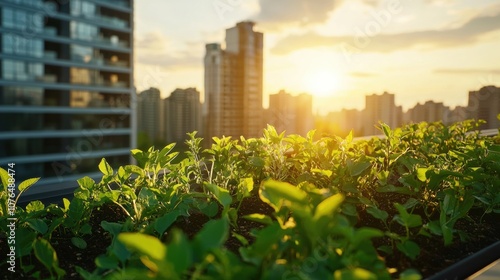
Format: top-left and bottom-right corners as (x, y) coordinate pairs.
(1, 193), (499, 279)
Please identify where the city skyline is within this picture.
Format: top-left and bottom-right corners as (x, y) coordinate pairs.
(134, 0), (500, 114)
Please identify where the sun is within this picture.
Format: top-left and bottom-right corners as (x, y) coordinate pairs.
(303, 70), (342, 97)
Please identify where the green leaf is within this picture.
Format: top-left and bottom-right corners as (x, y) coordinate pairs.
(166, 229), (192, 275)
(403, 198), (419, 210)
(100, 221), (123, 237)
(138, 187), (158, 207)
(249, 157), (265, 167)
(351, 227), (384, 247)
(240, 223), (284, 265)
(154, 210), (180, 236)
(377, 245), (393, 255)
(341, 203), (358, 217)
(68, 198), (86, 222)
(26, 201), (45, 213)
(334, 267), (377, 280)
(111, 238), (131, 263)
(400, 269), (422, 280)
(63, 198), (70, 212)
(376, 184), (414, 195)
(416, 168), (428, 182)
(347, 159), (371, 177)
(442, 224), (453, 246)
(193, 218), (229, 259)
(205, 183), (232, 210)
(426, 220), (442, 236)
(16, 227), (37, 257)
(380, 123), (391, 138)
(98, 158), (113, 176)
(394, 203), (422, 228)
(80, 223), (92, 235)
(159, 143), (176, 158)
(124, 165), (144, 176)
(118, 232), (166, 260)
(0, 167), (9, 191)
(228, 207), (238, 226)
(26, 219), (48, 235)
(260, 180), (308, 208)
(71, 237), (87, 249)
(76, 176), (95, 190)
(232, 232), (249, 246)
(238, 177), (254, 197)
(131, 149), (148, 167)
(314, 194), (344, 223)
(18, 177), (40, 192)
(199, 200), (219, 218)
(397, 240), (420, 260)
(312, 168), (333, 178)
(366, 206), (388, 222)
(33, 238), (64, 276)
(243, 213), (273, 225)
(95, 255), (119, 269)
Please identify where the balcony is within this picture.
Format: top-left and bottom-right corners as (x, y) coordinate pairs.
(36, 74), (57, 83)
(97, 35), (129, 48)
(79, 13), (129, 29)
(44, 51), (57, 59)
(104, 0), (130, 8)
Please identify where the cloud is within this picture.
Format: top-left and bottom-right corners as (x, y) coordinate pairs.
(135, 31), (202, 70)
(135, 31), (170, 52)
(434, 69), (500, 75)
(254, 0), (340, 28)
(271, 12), (500, 54)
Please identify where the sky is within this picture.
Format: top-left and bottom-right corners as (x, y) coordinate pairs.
(134, 0), (500, 115)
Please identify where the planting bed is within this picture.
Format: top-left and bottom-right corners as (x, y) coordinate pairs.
(2, 195), (499, 279)
(1, 121), (499, 279)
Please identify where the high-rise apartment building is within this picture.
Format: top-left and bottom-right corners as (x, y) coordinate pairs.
(268, 90), (313, 136)
(0, 0), (135, 200)
(204, 21), (263, 139)
(363, 92), (402, 135)
(404, 101), (450, 124)
(326, 108), (363, 136)
(164, 88), (201, 143)
(468, 85), (500, 130)
(137, 87), (160, 143)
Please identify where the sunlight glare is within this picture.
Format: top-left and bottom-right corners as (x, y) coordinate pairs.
(304, 70), (341, 97)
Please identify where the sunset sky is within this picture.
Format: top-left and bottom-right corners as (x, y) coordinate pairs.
(134, 0), (500, 114)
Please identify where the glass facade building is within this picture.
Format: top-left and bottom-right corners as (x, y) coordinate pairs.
(0, 0), (135, 200)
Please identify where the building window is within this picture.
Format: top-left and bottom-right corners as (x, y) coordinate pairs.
(2, 34), (43, 58)
(2, 60), (43, 81)
(1, 86), (43, 106)
(1, 7), (44, 33)
(71, 44), (95, 63)
(4, 0), (44, 8)
(71, 0), (96, 18)
(70, 21), (98, 41)
(70, 67), (100, 85)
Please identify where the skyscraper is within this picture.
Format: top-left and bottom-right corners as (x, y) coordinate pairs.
(164, 88), (201, 143)
(204, 21), (263, 139)
(363, 92), (402, 135)
(405, 101), (450, 124)
(0, 0), (135, 200)
(468, 85), (500, 130)
(268, 90), (313, 136)
(137, 87), (160, 143)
